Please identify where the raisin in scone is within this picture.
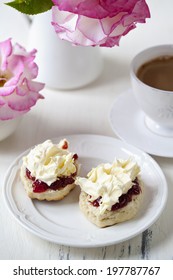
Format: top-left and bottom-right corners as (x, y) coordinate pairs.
(20, 139), (79, 201)
(76, 158), (143, 228)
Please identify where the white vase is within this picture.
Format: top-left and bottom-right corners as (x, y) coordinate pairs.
(0, 116), (22, 141)
(27, 11), (103, 90)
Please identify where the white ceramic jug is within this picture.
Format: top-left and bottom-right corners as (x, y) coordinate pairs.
(28, 10), (103, 90)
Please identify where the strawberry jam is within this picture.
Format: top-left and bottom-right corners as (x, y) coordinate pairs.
(61, 140), (68, 149)
(73, 153), (78, 160)
(26, 168), (35, 181)
(26, 168), (76, 193)
(91, 178), (141, 211)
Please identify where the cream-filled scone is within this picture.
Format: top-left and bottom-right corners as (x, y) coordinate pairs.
(20, 139), (79, 200)
(76, 158), (143, 228)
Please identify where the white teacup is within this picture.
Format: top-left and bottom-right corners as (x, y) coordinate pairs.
(130, 45), (173, 137)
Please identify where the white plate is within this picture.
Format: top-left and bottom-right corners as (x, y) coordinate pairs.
(3, 134), (167, 248)
(109, 90), (173, 157)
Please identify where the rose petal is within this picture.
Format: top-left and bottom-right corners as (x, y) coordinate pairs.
(0, 38), (12, 71)
(0, 86), (16, 96)
(8, 91), (43, 112)
(5, 72), (23, 87)
(16, 86), (28, 97)
(24, 62), (38, 80)
(52, 0), (150, 19)
(7, 56), (24, 77)
(0, 103), (28, 120)
(0, 96), (5, 106)
(52, 0), (115, 19)
(26, 80), (45, 93)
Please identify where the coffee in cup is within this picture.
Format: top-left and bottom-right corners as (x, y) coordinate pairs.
(130, 45), (173, 137)
(137, 55), (173, 91)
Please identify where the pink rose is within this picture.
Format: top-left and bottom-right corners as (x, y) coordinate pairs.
(52, 0), (150, 47)
(0, 38), (44, 120)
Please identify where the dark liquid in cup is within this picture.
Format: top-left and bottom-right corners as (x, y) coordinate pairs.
(137, 55), (173, 91)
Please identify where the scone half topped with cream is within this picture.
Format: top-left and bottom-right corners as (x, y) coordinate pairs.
(76, 158), (143, 228)
(20, 139), (79, 201)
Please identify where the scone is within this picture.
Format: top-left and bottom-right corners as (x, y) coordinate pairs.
(20, 139), (79, 201)
(76, 158), (143, 228)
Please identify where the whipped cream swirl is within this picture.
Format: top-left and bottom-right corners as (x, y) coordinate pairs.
(76, 158), (140, 214)
(22, 139), (77, 186)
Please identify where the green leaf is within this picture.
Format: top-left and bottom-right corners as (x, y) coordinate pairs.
(6, 0), (54, 15)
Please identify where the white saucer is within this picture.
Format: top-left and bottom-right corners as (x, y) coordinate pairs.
(109, 90), (173, 157)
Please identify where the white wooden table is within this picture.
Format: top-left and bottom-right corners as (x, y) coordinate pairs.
(1, 0), (173, 260)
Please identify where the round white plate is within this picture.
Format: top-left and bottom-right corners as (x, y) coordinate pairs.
(109, 90), (173, 157)
(3, 134), (167, 248)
